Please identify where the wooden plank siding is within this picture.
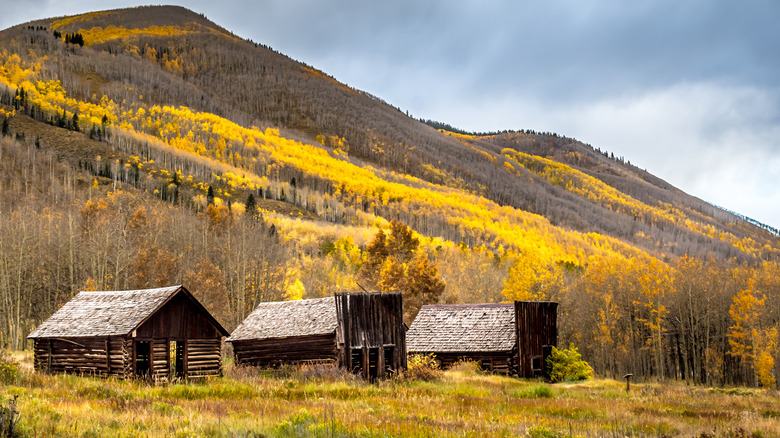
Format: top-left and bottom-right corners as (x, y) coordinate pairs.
(515, 301), (558, 378)
(29, 286), (228, 381)
(229, 293), (406, 379)
(335, 292), (406, 379)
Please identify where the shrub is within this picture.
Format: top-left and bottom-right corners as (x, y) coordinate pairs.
(0, 351), (19, 385)
(403, 353), (442, 381)
(449, 359), (483, 375)
(546, 344), (593, 383)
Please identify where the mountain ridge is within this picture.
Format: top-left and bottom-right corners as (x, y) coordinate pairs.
(3, 5), (780, 385)
(0, 5), (776, 263)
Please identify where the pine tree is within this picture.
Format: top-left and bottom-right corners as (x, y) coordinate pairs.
(206, 186), (215, 205)
(245, 193), (256, 218)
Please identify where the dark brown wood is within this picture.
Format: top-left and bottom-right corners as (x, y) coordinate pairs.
(30, 287), (226, 381)
(427, 351), (517, 374)
(233, 334), (338, 367)
(335, 292), (405, 379)
(515, 301), (558, 378)
(105, 338), (110, 376)
(231, 293), (406, 379)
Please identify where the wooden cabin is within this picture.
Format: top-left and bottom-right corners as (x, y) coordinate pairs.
(406, 303), (518, 373)
(406, 301), (557, 377)
(27, 285), (229, 380)
(227, 292), (406, 379)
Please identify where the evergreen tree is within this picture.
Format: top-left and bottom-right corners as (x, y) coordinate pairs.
(71, 113), (79, 132)
(206, 185), (215, 205)
(245, 193), (257, 218)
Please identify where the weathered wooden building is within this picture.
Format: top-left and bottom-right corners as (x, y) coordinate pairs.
(227, 292), (406, 379)
(406, 303), (519, 373)
(406, 301), (557, 377)
(27, 285), (229, 380)
(515, 301), (558, 378)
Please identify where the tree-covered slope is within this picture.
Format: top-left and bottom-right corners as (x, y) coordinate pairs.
(2, 6), (780, 385)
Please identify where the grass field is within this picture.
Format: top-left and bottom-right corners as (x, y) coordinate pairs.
(1, 351), (778, 437)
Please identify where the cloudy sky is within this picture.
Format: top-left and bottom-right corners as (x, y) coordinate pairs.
(4, 1), (780, 228)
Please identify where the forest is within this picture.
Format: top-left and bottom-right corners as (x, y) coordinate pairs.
(0, 5), (779, 389)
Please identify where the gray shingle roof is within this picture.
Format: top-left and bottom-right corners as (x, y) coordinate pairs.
(406, 303), (516, 353)
(28, 285), (183, 339)
(226, 297), (337, 342)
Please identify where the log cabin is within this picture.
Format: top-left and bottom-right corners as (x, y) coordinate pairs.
(227, 292), (406, 379)
(27, 285), (229, 381)
(406, 301), (557, 377)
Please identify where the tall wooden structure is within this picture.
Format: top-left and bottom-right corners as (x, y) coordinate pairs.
(227, 292), (406, 379)
(335, 292), (406, 379)
(27, 285), (228, 380)
(406, 301), (558, 377)
(515, 301), (558, 378)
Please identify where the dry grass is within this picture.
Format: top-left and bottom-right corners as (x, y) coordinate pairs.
(1, 350), (778, 437)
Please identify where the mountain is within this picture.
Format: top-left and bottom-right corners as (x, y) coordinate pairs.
(1, 6), (779, 383)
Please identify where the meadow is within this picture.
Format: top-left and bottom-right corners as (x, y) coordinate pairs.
(1, 351), (778, 437)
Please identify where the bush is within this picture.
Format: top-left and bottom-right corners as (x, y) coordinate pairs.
(546, 344), (593, 383)
(0, 351), (19, 385)
(449, 359), (483, 375)
(403, 353), (442, 381)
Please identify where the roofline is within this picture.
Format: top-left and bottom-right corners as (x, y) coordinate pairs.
(420, 303), (514, 310)
(226, 330), (336, 343)
(131, 285), (230, 337)
(408, 349), (516, 354)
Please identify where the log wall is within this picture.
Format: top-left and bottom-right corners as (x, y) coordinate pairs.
(33, 337), (129, 378)
(232, 334), (337, 367)
(33, 336), (222, 380)
(430, 351), (517, 375)
(186, 338), (222, 378)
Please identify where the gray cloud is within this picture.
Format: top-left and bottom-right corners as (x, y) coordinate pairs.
(3, 0), (780, 227)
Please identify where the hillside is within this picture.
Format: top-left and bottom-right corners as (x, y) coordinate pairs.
(1, 6), (779, 385)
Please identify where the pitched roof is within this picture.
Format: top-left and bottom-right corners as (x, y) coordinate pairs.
(226, 297), (337, 342)
(406, 303), (516, 353)
(28, 285), (187, 339)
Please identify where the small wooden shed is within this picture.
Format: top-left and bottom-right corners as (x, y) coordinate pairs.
(27, 285), (229, 380)
(406, 303), (518, 373)
(227, 292), (406, 379)
(406, 301), (558, 377)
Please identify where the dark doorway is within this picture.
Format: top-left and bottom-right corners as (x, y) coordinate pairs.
(384, 346), (395, 376)
(135, 341), (151, 377)
(169, 340), (185, 380)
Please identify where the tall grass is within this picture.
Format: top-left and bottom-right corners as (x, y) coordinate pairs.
(1, 351), (779, 437)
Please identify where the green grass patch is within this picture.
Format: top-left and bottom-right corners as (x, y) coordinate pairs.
(512, 384), (555, 399)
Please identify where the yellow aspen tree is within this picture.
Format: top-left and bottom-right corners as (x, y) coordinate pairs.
(754, 326), (778, 388)
(728, 279), (765, 383)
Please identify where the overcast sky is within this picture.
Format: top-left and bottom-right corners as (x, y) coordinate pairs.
(4, 1), (780, 228)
